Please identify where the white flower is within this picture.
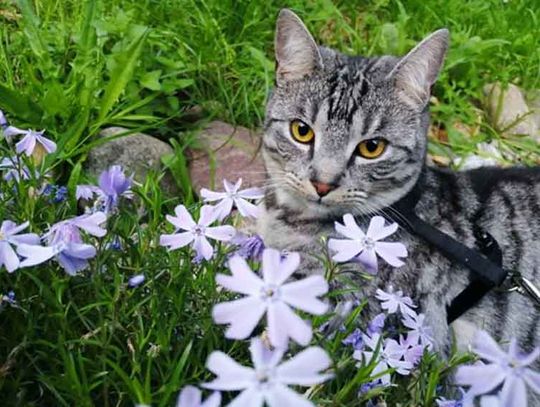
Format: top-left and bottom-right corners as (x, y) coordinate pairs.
(176, 386), (221, 407)
(160, 205), (236, 261)
(375, 287), (417, 317)
(201, 178), (264, 221)
(203, 338), (332, 407)
(328, 214), (407, 274)
(212, 248), (328, 347)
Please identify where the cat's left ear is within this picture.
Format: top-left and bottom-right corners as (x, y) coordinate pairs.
(388, 29), (449, 109)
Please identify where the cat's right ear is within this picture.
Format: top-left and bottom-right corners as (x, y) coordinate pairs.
(275, 9), (323, 85)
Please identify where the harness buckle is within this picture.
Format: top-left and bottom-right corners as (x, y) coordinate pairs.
(509, 274), (540, 306)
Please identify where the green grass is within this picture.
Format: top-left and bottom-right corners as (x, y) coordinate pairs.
(0, 0), (538, 406)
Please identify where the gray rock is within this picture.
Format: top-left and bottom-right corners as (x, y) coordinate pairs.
(526, 89), (540, 131)
(483, 83), (539, 141)
(188, 120), (266, 194)
(85, 127), (178, 195)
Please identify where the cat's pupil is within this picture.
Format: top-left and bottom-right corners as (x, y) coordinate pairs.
(366, 140), (379, 152)
(298, 124), (309, 136)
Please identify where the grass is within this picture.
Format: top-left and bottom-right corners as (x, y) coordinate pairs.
(0, 0), (538, 406)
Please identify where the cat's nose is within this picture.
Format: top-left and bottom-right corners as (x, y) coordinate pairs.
(311, 180), (336, 197)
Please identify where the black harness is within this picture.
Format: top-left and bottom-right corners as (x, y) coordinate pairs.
(388, 170), (540, 324)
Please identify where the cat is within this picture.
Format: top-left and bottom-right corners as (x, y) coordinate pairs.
(257, 7), (540, 370)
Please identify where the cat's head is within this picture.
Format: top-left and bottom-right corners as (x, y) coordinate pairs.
(263, 9), (448, 219)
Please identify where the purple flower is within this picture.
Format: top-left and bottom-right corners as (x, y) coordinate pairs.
(455, 330), (540, 407)
(343, 328), (364, 350)
(375, 287), (416, 318)
(128, 274), (145, 288)
(358, 379), (383, 397)
(212, 249), (329, 348)
(160, 205), (235, 261)
(200, 178), (264, 221)
(0, 122), (56, 156)
(0, 156), (35, 182)
(0, 220), (40, 273)
(232, 233), (265, 261)
(0, 110), (7, 129)
(402, 312), (434, 350)
(367, 313), (386, 336)
(176, 386), (221, 407)
(398, 334), (425, 366)
(355, 333), (414, 385)
(328, 215), (407, 274)
(77, 166), (132, 213)
(202, 337), (332, 406)
(17, 212), (106, 275)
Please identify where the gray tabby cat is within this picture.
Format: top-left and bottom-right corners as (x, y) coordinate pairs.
(257, 8), (540, 367)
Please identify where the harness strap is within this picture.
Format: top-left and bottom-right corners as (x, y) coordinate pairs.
(388, 170), (510, 323)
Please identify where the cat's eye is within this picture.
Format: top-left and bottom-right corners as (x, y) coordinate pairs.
(357, 138), (387, 159)
(290, 120), (315, 144)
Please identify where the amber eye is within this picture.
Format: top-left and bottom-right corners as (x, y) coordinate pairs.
(357, 138), (387, 159)
(290, 120), (315, 144)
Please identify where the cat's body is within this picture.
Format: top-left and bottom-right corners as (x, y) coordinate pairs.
(257, 9), (540, 362)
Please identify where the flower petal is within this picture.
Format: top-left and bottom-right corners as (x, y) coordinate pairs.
(356, 248), (378, 274)
(249, 338), (285, 370)
(216, 256), (263, 295)
(523, 368), (540, 394)
(335, 214), (365, 240)
(328, 238), (362, 263)
(212, 297), (266, 340)
(261, 249), (300, 286)
(276, 346), (332, 386)
(366, 216), (398, 241)
(169, 205), (196, 230)
(37, 134), (57, 153)
(8, 233), (41, 246)
(0, 241), (20, 272)
(500, 375), (527, 407)
(203, 352), (255, 390)
(73, 212), (107, 237)
(193, 236), (214, 260)
(205, 225), (236, 242)
(455, 364), (506, 395)
(17, 244), (58, 267)
(268, 302), (312, 347)
(472, 330), (508, 363)
(16, 134), (36, 155)
(280, 276), (328, 314)
(200, 188), (227, 202)
(176, 386), (201, 407)
(374, 242), (407, 267)
(238, 187), (264, 200)
(160, 232), (194, 250)
(214, 198), (234, 221)
(2, 220), (29, 236)
(234, 198), (260, 218)
(62, 243), (96, 259)
(265, 384), (314, 407)
(228, 388), (264, 407)
(57, 252), (90, 275)
(199, 205), (219, 226)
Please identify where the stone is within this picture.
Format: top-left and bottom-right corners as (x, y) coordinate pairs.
(526, 89), (540, 131)
(188, 120), (266, 194)
(483, 83), (539, 141)
(85, 127), (178, 195)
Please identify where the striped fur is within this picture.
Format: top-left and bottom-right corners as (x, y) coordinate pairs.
(258, 10), (540, 376)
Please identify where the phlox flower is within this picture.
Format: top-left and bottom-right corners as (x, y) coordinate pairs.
(455, 330), (540, 407)
(0, 221), (40, 273)
(176, 386), (221, 407)
(328, 214), (407, 274)
(367, 313), (386, 336)
(17, 212), (107, 275)
(436, 388), (474, 407)
(355, 333), (413, 385)
(398, 334), (425, 366)
(160, 205), (235, 261)
(128, 274), (145, 288)
(1, 124), (56, 156)
(76, 165), (133, 213)
(375, 287), (417, 318)
(342, 328), (364, 350)
(212, 248), (329, 347)
(200, 178), (264, 221)
(402, 312), (434, 350)
(0, 156), (36, 182)
(202, 337), (332, 407)
(232, 232), (265, 261)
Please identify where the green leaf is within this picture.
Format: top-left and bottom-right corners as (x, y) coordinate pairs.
(0, 84), (43, 124)
(97, 29), (149, 123)
(140, 70), (162, 91)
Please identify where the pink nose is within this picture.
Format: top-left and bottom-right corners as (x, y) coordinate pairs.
(311, 180), (335, 197)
